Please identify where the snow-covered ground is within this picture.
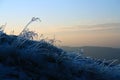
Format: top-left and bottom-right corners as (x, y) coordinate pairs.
(0, 32), (120, 80)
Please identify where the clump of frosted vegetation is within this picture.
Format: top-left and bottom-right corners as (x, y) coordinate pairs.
(0, 17), (120, 80)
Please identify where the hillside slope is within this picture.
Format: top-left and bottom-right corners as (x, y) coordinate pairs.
(0, 32), (120, 80)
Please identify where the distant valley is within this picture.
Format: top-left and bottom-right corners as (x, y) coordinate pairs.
(61, 46), (120, 63)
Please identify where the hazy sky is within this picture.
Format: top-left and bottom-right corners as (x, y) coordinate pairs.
(0, 0), (120, 48)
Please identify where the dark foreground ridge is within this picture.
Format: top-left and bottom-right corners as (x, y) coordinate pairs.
(0, 32), (120, 80)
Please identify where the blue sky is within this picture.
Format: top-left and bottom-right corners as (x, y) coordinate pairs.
(0, 0), (120, 25)
(0, 0), (120, 47)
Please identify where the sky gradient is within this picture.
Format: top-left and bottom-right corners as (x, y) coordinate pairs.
(0, 0), (120, 48)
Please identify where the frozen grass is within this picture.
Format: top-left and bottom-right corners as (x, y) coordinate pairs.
(0, 31), (119, 80)
(0, 18), (120, 80)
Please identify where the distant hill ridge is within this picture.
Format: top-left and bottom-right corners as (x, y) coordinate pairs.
(62, 46), (120, 62)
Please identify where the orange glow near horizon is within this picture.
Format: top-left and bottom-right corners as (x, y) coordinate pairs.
(4, 23), (120, 48)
